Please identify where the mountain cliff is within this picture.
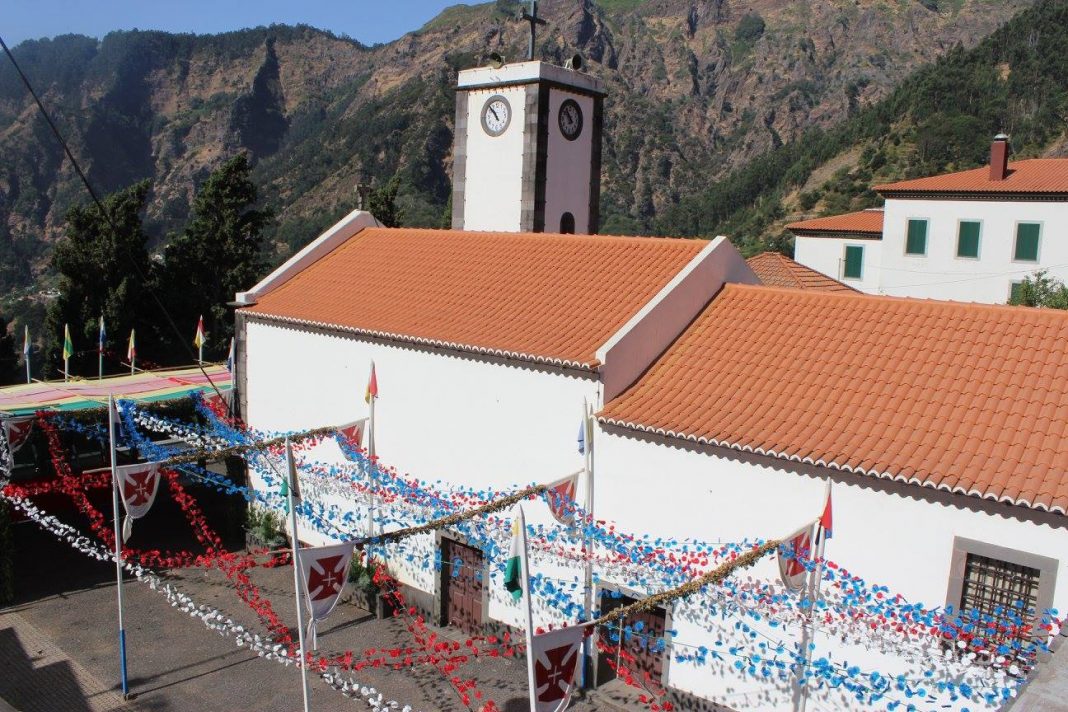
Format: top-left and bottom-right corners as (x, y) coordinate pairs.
(0, 0), (1037, 300)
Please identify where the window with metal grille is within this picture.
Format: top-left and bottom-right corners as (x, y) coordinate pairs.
(960, 553), (1040, 646)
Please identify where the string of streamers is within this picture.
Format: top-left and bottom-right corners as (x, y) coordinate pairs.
(587, 539), (781, 627)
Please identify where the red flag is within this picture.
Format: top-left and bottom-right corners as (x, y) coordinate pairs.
(543, 471), (581, 526)
(819, 483), (833, 540)
(530, 624), (586, 712)
(364, 362), (378, 404)
(336, 418), (367, 452)
(778, 522), (814, 593)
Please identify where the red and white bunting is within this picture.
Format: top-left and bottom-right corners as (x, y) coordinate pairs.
(116, 462), (162, 542)
(543, 471), (581, 527)
(3, 416), (34, 456)
(299, 541), (357, 649)
(777, 521), (815, 594)
(530, 624), (586, 712)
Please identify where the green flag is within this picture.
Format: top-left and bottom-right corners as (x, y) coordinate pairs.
(62, 324), (73, 361)
(504, 514), (524, 602)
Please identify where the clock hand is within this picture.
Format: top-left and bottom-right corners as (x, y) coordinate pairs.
(489, 106), (500, 121)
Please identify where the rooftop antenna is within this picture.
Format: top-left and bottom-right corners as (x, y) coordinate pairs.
(518, 0), (547, 61)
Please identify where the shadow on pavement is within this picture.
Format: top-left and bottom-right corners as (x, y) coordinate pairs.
(0, 626), (93, 712)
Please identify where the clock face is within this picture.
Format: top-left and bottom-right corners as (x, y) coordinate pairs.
(558, 99), (583, 141)
(481, 95), (511, 137)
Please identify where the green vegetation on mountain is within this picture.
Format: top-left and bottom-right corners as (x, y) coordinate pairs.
(667, 0), (1068, 255)
(0, 0), (1055, 355)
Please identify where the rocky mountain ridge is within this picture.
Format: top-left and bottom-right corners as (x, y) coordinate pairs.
(0, 0), (1036, 300)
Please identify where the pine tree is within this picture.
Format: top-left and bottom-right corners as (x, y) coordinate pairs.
(45, 181), (152, 378)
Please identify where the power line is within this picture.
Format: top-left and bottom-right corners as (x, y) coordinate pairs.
(0, 33), (225, 403)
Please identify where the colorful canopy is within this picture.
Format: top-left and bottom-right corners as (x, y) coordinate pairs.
(0, 365), (231, 417)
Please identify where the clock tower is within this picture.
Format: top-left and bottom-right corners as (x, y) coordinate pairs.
(451, 60), (606, 234)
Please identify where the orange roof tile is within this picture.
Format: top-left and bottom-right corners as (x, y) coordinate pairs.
(746, 252), (857, 293)
(875, 159), (1068, 196)
(244, 228), (707, 368)
(785, 209), (883, 236)
(600, 284), (1068, 514)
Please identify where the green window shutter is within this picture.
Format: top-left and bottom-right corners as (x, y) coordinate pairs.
(906, 219), (928, 255)
(1010, 281), (1024, 303)
(844, 245), (863, 279)
(957, 221), (980, 258)
(1015, 224), (1040, 261)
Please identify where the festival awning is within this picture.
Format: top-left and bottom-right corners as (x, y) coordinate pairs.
(0, 365), (231, 417)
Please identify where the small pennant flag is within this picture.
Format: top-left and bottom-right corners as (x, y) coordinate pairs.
(98, 315), (106, 354)
(127, 329), (136, 362)
(336, 418), (367, 455)
(193, 315), (205, 349)
(504, 510), (525, 602)
(226, 337), (235, 373)
(22, 325), (29, 360)
(281, 439), (303, 507)
(778, 522), (814, 594)
(62, 324), (73, 361)
(109, 397), (125, 439)
(543, 471), (580, 526)
(364, 361), (378, 404)
(819, 482), (833, 541)
(530, 624), (586, 712)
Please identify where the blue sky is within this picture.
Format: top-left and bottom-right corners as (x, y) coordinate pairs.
(4, 1), (472, 47)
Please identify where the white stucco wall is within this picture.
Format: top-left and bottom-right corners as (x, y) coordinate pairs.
(462, 86), (527, 232)
(544, 88), (594, 234)
(595, 427), (1068, 711)
(879, 198), (1068, 303)
(793, 235), (882, 294)
(242, 317), (599, 626)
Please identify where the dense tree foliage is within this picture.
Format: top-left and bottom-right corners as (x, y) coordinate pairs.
(44, 181), (153, 377)
(158, 154), (272, 359)
(368, 177), (404, 229)
(1008, 271), (1068, 310)
(0, 316), (19, 386)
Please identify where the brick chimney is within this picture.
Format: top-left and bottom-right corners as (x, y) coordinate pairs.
(989, 133), (1010, 181)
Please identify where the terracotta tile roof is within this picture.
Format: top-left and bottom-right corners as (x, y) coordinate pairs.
(746, 252), (857, 293)
(244, 228), (707, 368)
(785, 209), (884, 236)
(600, 284), (1068, 514)
(874, 159), (1068, 196)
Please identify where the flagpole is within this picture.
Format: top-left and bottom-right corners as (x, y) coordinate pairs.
(581, 401), (595, 689)
(99, 318), (104, 381)
(108, 395), (131, 699)
(366, 362), (376, 540)
(794, 521), (824, 712)
(285, 439), (313, 712)
(24, 326), (30, 384)
(519, 505), (537, 712)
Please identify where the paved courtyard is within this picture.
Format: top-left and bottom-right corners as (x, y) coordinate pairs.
(0, 485), (634, 712)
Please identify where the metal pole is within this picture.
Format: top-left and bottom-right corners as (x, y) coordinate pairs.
(581, 402), (595, 689)
(64, 356), (69, 383)
(99, 349), (103, 381)
(367, 384), (376, 540)
(286, 439), (313, 712)
(528, 0), (536, 61)
(520, 505), (537, 712)
(794, 525), (825, 712)
(108, 395), (131, 699)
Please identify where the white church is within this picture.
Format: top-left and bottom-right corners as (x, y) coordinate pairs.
(234, 57), (1068, 712)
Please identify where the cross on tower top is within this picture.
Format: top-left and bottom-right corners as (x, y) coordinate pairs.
(518, 0), (547, 61)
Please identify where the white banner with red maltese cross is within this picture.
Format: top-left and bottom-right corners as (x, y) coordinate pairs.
(299, 540), (358, 649)
(335, 418), (367, 458)
(530, 623), (586, 712)
(777, 521), (815, 594)
(3, 416), (34, 456)
(543, 470), (581, 527)
(116, 462), (162, 542)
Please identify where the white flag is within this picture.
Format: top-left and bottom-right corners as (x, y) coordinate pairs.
(116, 462), (162, 542)
(530, 624), (585, 712)
(777, 521), (815, 594)
(299, 541), (357, 649)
